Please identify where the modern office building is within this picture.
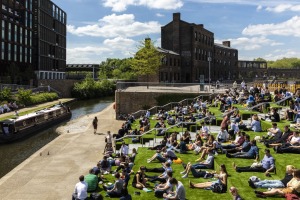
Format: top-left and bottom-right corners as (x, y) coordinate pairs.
(161, 13), (238, 83)
(0, 0), (66, 85)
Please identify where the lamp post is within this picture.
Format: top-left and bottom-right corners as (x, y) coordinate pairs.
(208, 52), (212, 91)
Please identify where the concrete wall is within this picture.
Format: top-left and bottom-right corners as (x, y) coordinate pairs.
(38, 79), (78, 98)
(115, 90), (202, 118)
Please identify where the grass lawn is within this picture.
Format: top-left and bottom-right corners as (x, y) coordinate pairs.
(95, 103), (300, 200)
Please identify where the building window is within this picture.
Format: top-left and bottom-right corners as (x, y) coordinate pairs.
(1, 42), (4, 59)
(194, 32), (197, 40)
(1, 20), (5, 40)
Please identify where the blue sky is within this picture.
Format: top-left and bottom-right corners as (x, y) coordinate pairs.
(53, 0), (300, 64)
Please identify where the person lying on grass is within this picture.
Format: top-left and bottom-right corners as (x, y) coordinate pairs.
(147, 148), (177, 163)
(181, 149), (214, 178)
(248, 165), (295, 189)
(189, 164), (228, 190)
(233, 149), (275, 177)
(226, 139), (259, 159)
(254, 169), (300, 198)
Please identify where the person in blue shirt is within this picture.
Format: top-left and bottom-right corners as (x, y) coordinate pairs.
(250, 114), (262, 132)
(226, 140), (259, 159)
(233, 149), (275, 175)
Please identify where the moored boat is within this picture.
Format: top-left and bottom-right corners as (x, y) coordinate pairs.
(0, 104), (71, 143)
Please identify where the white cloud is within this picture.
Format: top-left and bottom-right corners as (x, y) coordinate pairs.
(256, 5), (262, 11)
(266, 4), (300, 13)
(215, 36), (283, 51)
(103, 0), (183, 12)
(156, 13), (165, 17)
(264, 49), (300, 61)
(67, 37), (137, 63)
(67, 13), (161, 38)
(186, 0), (300, 7)
(242, 16), (300, 37)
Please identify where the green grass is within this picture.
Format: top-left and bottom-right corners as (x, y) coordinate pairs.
(108, 103), (300, 200)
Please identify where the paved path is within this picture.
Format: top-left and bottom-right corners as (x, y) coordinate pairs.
(0, 101), (123, 200)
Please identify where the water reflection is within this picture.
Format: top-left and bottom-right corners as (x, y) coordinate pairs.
(0, 98), (113, 179)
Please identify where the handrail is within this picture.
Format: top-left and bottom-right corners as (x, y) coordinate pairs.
(114, 116), (212, 147)
(275, 96), (292, 105)
(130, 94), (215, 119)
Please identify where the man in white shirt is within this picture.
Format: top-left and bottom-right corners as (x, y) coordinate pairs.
(163, 178), (186, 200)
(217, 127), (229, 142)
(72, 175), (88, 200)
(120, 141), (129, 156)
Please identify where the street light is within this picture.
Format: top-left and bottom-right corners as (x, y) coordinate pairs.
(208, 52), (212, 91)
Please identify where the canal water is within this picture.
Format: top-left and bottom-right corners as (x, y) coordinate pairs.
(0, 97), (114, 179)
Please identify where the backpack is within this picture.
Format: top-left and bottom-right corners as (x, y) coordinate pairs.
(90, 192), (103, 200)
(212, 183), (226, 193)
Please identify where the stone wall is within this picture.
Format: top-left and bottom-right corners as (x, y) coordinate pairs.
(115, 90), (204, 119)
(38, 79), (78, 98)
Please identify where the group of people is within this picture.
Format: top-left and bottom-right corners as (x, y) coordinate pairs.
(0, 101), (18, 114)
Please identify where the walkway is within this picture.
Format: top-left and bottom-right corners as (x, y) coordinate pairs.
(0, 102), (123, 200)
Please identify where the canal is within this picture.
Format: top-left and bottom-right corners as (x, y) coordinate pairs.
(0, 97), (114, 179)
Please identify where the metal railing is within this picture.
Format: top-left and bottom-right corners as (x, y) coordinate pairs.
(130, 94), (215, 119)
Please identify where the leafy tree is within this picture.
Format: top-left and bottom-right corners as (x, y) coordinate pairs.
(130, 38), (163, 88)
(16, 88), (32, 106)
(0, 87), (12, 102)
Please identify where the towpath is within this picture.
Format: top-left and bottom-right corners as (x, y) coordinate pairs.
(0, 100), (123, 200)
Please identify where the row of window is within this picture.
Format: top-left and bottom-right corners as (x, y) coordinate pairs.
(1, 41), (32, 63)
(160, 72), (181, 82)
(37, 71), (65, 80)
(40, 57), (66, 71)
(40, 41), (66, 60)
(39, 12), (66, 36)
(40, 0), (66, 24)
(162, 57), (180, 67)
(214, 49), (237, 57)
(194, 32), (214, 46)
(1, 20), (33, 46)
(238, 62), (267, 68)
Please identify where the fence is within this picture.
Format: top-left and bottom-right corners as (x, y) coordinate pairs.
(254, 82), (300, 93)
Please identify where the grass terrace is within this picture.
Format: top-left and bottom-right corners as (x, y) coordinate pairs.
(96, 97), (300, 200)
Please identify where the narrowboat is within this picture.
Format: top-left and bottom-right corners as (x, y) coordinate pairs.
(0, 104), (71, 143)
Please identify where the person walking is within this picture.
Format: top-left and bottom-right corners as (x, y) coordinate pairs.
(93, 117), (98, 134)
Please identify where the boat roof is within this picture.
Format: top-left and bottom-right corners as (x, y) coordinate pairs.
(0, 105), (63, 124)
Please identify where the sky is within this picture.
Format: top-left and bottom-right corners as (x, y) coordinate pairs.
(53, 0), (300, 64)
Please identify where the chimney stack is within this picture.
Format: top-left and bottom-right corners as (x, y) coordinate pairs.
(222, 41), (231, 47)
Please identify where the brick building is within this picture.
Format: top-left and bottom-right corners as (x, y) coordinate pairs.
(161, 13), (238, 83)
(0, 0), (66, 85)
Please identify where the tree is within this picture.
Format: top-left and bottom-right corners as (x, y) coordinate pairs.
(130, 38), (163, 88)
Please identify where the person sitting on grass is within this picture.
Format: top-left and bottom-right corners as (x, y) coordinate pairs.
(264, 125), (291, 147)
(222, 131), (245, 150)
(225, 134), (251, 153)
(100, 156), (111, 174)
(263, 123), (281, 141)
(103, 172), (124, 198)
(230, 186), (242, 200)
(217, 127), (229, 143)
(189, 164), (228, 192)
(226, 139), (259, 159)
(84, 169), (98, 192)
(195, 135), (218, 160)
(181, 149), (214, 178)
(147, 162), (172, 183)
(72, 175), (88, 200)
(254, 169), (300, 198)
(132, 166), (148, 189)
(147, 148), (177, 163)
(233, 149), (275, 176)
(268, 131), (300, 153)
(154, 171), (173, 198)
(248, 165), (295, 189)
(163, 178), (186, 200)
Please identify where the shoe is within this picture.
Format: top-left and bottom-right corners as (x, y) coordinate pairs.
(180, 171), (186, 174)
(189, 180), (195, 188)
(254, 190), (264, 195)
(103, 171), (109, 175)
(147, 160), (151, 163)
(182, 174), (188, 178)
(248, 180), (256, 189)
(182, 163), (187, 169)
(226, 152), (232, 158)
(103, 185), (107, 191)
